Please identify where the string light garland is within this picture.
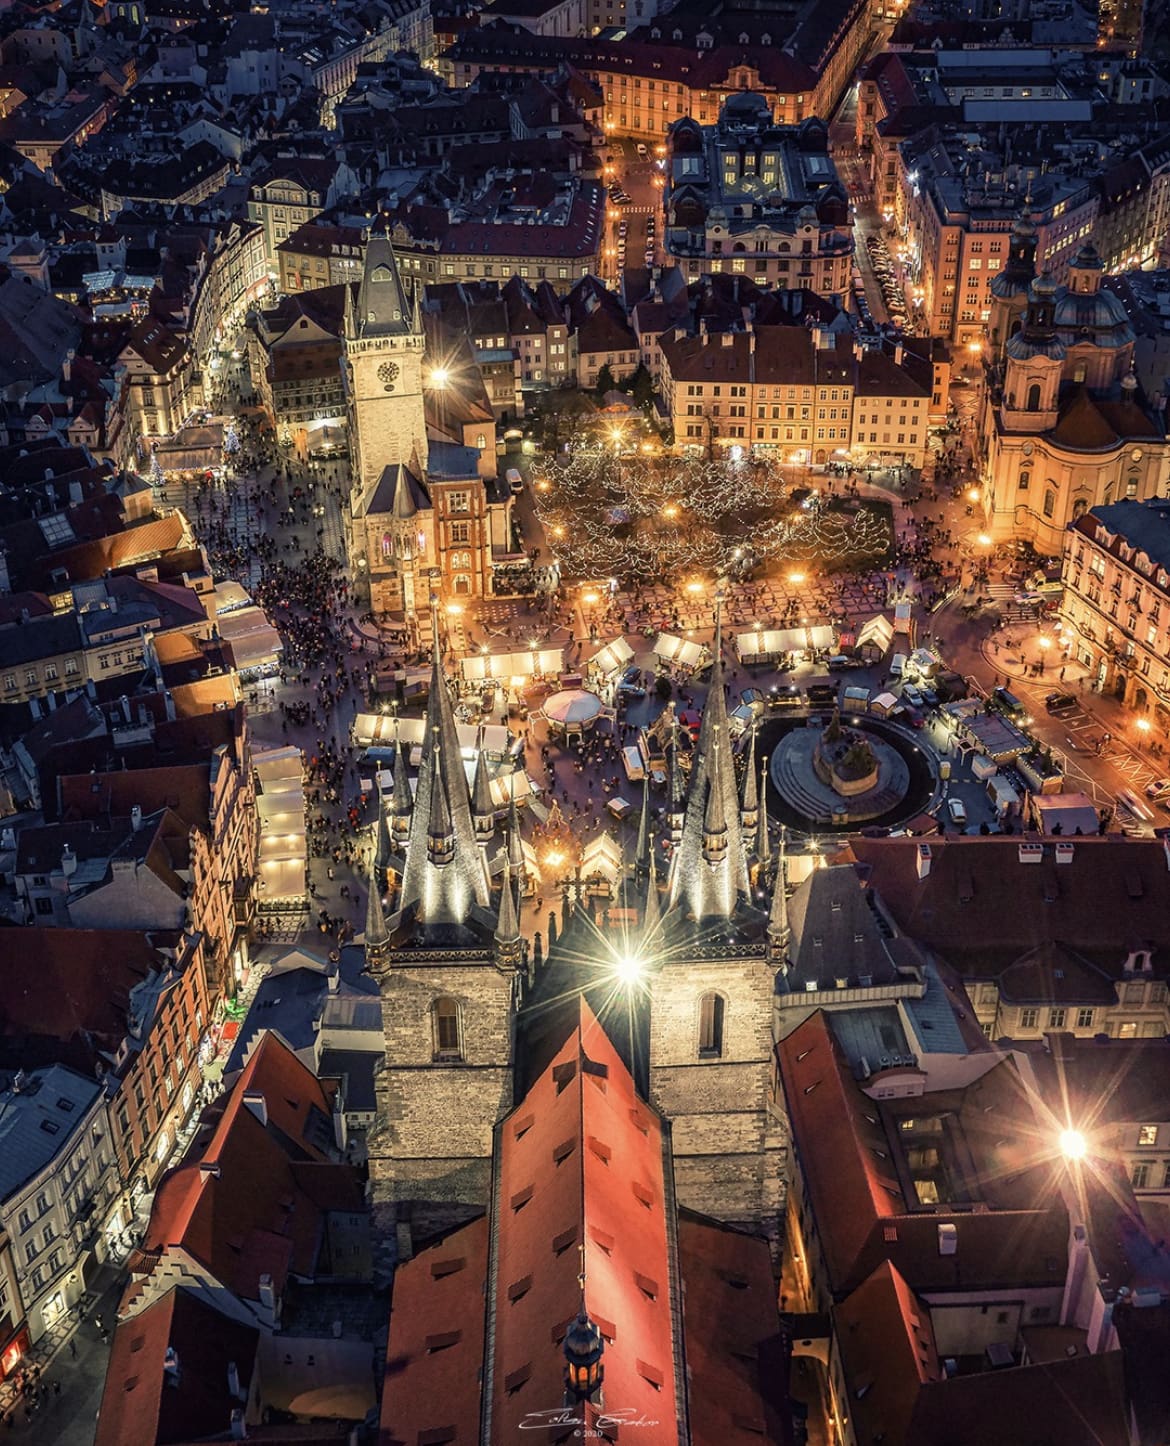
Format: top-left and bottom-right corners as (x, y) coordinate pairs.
(531, 450), (891, 582)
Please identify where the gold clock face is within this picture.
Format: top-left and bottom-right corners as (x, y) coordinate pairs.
(378, 361), (400, 392)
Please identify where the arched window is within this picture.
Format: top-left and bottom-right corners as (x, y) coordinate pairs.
(1043, 489), (1056, 519)
(1026, 383), (1042, 411)
(1018, 471), (1030, 492)
(698, 993), (725, 1058)
(433, 997), (463, 1061)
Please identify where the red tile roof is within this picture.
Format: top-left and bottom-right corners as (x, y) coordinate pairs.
(379, 1217), (489, 1446)
(96, 1286), (259, 1446)
(381, 998), (786, 1443)
(60, 763), (212, 833)
(834, 836), (1170, 977)
(0, 928), (160, 1072)
(833, 1260), (939, 1446)
(678, 1214), (792, 1446)
(778, 1012), (1070, 1296)
(492, 998), (679, 1439)
(139, 1035), (358, 1305)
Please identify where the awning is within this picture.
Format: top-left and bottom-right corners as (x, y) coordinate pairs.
(586, 636), (634, 674)
(216, 606), (283, 671)
(653, 633), (707, 669)
(857, 614), (895, 653)
(734, 625), (834, 658)
(353, 714), (511, 758)
(458, 648), (564, 681)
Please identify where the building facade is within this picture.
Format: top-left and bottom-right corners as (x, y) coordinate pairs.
(980, 235), (1170, 554)
(1061, 498), (1170, 724)
(665, 100), (853, 296)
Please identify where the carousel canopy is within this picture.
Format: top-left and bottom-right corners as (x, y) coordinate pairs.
(541, 688), (603, 725)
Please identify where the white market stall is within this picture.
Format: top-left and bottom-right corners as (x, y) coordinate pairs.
(254, 745), (307, 908)
(734, 624), (835, 665)
(652, 633), (708, 674)
(585, 636), (634, 677)
(216, 606), (283, 676)
(352, 714), (513, 763)
(458, 647), (564, 685)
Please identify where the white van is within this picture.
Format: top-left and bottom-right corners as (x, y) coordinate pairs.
(505, 467), (524, 495)
(889, 652), (907, 679)
(622, 746), (645, 782)
(636, 141), (648, 156)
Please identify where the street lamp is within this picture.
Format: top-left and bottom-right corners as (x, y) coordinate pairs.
(614, 953), (644, 985)
(1059, 1128), (1087, 1162)
(977, 533), (992, 547)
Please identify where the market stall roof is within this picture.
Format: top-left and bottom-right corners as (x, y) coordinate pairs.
(211, 580), (252, 615)
(216, 606), (282, 671)
(1032, 792), (1099, 836)
(734, 624), (835, 657)
(458, 648), (564, 681)
(652, 633), (707, 669)
(857, 613), (895, 652)
(586, 636), (634, 673)
(258, 856), (308, 902)
(540, 688), (603, 725)
(353, 714), (511, 757)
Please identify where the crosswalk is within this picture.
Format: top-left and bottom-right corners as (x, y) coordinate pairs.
(983, 582), (1043, 625)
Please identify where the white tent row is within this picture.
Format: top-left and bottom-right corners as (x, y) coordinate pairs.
(254, 746), (307, 904)
(586, 636), (634, 675)
(458, 648), (564, 682)
(353, 713), (512, 760)
(653, 633), (707, 670)
(216, 606), (283, 672)
(734, 625), (834, 661)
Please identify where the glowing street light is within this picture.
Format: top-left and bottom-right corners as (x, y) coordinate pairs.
(1137, 718), (1152, 737)
(967, 487), (980, 503)
(430, 366), (450, 388)
(977, 533), (992, 546)
(685, 580), (704, 595)
(445, 602), (463, 616)
(582, 590), (600, 606)
(788, 571), (806, 585)
(614, 954), (644, 985)
(1059, 1128), (1088, 1162)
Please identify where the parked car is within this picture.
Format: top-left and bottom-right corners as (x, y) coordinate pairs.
(947, 797), (968, 825)
(1045, 692), (1078, 715)
(505, 467), (524, 494)
(1146, 777), (1170, 801)
(993, 686), (1029, 723)
(901, 684), (925, 708)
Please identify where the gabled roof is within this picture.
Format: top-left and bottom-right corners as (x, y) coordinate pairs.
(139, 1034), (358, 1305)
(835, 836), (1170, 976)
(96, 1287), (259, 1446)
(356, 462), (430, 522)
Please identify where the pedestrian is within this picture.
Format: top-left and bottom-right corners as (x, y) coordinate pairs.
(52, 1381), (60, 1397)
(68, 1339), (76, 1360)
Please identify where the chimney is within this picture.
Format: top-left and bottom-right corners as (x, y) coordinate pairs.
(199, 1162), (222, 1180)
(131, 805), (143, 832)
(227, 1361), (243, 1401)
(163, 1346), (181, 1388)
(916, 842), (932, 880)
(62, 348), (74, 383)
(327, 966), (339, 995)
(1055, 842), (1074, 864)
(257, 1275), (276, 1314)
(1018, 842), (1043, 864)
(61, 842), (77, 877)
(1162, 836), (1170, 872)
(937, 1222), (958, 1256)
(230, 1409), (247, 1441)
(894, 341), (904, 366)
(243, 1092), (268, 1127)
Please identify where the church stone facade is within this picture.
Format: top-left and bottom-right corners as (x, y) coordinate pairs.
(363, 608), (790, 1249)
